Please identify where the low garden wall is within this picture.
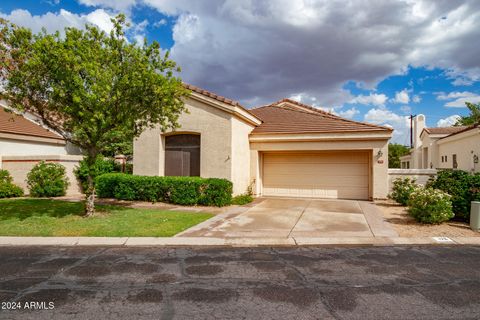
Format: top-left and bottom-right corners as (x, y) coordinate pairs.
(0, 155), (83, 195)
(388, 169), (437, 192)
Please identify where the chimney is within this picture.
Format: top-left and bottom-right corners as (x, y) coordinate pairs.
(413, 114), (425, 148)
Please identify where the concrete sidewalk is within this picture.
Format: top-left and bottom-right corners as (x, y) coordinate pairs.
(0, 236), (479, 247)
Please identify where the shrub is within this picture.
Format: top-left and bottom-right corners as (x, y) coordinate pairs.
(426, 170), (479, 221)
(96, 173), (233, 207)
(0, 169), (23, 198)
(390, 178), (418, 206)
(74, 157), (116, 192)
(27, 161), (69, 197)
(231, 194), (254, 205)
(74, 157), (133, 193)
(407, 187), (454, 224)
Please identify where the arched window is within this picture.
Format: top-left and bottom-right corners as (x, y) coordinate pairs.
(165, 134), (200, 176)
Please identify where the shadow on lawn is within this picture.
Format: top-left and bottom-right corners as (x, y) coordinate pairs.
(0, 199), (127, 221)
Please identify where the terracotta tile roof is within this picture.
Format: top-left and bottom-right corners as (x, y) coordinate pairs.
(0, 107), (64, 140)
(250, 100), (392, 134)
(183, 83), (244, 108)
(423, 126), (469, 135)
(439, 124), (479, 139)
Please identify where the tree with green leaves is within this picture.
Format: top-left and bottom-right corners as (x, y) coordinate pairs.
(0, 15), (189, 216)
(388, 143), (410, 168)
(455, 102), (480, 126)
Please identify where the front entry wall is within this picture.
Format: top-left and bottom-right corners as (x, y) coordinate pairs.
(262, 151), (370, 200)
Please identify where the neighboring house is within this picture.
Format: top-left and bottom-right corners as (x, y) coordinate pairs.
(0, 102), (80, 156)
(0, 102), (83, 195)
(134, 84), (393, 200)
(400, 114), (479, 172)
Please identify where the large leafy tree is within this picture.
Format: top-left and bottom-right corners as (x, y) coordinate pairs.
(0, 15), (188, 216)
(455, 102), (480, 126)
(388, 143), (410, 168)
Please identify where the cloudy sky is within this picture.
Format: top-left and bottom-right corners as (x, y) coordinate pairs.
(2, 0), (479, 144)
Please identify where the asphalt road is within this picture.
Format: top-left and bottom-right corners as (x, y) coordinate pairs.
(1, 245), (480, 320)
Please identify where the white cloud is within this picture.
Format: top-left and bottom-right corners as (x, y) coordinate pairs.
(172, 14), (201, 44)
(446, 68), (480, 86)
(154, 19), (167, 27)
(349, 93), (388, 107)
(412, 95), (421, 103)
(393, 89), (410, 104)
(436, 91), (480, 107)
(77, 0), (137, 12)
(0, 8), (116, 34)
(437, 115), (461, 127)
(364, 108), (410, 143)
(338, 107), (359, 119)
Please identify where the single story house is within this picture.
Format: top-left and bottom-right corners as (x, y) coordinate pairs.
(400, 114), (479, 172)
(134, 84), (393, 200)
(0, 102), (80, 157)
(0, 102), (82, 194)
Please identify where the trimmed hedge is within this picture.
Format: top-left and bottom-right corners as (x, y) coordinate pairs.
(426, 170), (480, 221)
(96, 173), (233, 207)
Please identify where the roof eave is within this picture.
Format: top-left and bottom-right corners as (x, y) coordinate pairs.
(187, 92), (262, 126)
(249, 130), (392, 142)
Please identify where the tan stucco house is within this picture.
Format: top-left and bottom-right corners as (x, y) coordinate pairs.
(400, 114), (479, 173)
(0, 103), (83, 194)
(134, 84), (393, 200)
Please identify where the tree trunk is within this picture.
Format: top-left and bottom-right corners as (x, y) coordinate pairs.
(85, 174), (95, 217)
(84, 153), (97, 217)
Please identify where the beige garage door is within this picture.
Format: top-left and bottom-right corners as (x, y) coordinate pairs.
(262, 151), (370, 200)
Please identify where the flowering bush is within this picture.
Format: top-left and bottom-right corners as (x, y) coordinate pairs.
(390, 178), (418, 206)
(27, 161), (69, 197)
(407, 187), (454, 224)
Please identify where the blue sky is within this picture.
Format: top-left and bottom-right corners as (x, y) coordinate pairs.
(1, 1), (479, 145)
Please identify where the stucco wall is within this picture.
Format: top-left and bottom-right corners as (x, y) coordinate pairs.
(230, 117), (255, 195)
(438, 130), (480, 173)
(0, 138), (69, 156)
(134, 97), (235, 185)
(133, 126), (162, 176)
(1, 155), (83, 195)
(249, 139), (390, 199)
(387, 169), (437, 193)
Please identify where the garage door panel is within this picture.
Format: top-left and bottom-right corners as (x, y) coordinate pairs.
(262, 152), (370, 200)
(264, 175), (368, 188)
(264, 153), (368, 164)
(264, 163), (369, 176)
(263, 187), (369, 199)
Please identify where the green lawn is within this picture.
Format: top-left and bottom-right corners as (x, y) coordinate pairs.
(0, 199), (213, 237)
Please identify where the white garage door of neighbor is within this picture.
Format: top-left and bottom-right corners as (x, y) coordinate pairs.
(262, 151), (370, 200)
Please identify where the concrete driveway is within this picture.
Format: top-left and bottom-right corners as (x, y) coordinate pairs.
(178, 198), (398, 239)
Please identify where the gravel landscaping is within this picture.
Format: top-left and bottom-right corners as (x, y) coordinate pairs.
(375, 199), (480, 238)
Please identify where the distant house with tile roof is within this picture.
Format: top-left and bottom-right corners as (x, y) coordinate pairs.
(0, 101), (81, 157)
(400, 114), (479, 173)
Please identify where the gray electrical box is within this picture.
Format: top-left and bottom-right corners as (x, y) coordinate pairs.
(471, 202), (480, 231)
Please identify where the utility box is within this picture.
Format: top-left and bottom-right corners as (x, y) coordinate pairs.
(471, 202), (480, 231)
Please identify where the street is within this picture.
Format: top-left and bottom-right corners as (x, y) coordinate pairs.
(1, 245), (480, 319)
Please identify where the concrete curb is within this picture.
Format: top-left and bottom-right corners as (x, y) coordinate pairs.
(0, 236), (479, 247)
